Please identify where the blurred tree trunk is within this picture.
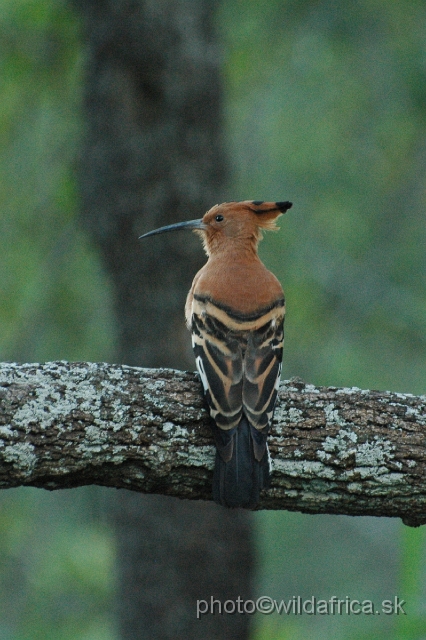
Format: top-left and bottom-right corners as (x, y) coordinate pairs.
(73, 1), (253, 638)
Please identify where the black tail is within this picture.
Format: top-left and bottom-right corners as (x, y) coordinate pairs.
(212, 416), (270, 509)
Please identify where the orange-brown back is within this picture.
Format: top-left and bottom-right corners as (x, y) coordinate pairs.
(188, 200), (290, 315)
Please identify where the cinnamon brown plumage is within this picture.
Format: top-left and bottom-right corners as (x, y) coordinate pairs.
(140, 199), (292, 508)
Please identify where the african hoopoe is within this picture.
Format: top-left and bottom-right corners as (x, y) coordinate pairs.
(140, 200), (292, 508)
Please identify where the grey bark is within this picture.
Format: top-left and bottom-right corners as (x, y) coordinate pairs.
(71, 1), (253, 638)
(74, 0), (225, 368)
(1, 361), (425, 527)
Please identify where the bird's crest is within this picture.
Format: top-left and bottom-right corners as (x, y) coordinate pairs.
(139, 197), (292, 508)
(199, 200), (292, 253)
(248, 200), (293, 231)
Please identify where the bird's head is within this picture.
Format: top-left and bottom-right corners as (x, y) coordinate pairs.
(139, 200), (292, 255)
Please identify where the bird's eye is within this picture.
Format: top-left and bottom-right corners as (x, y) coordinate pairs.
(215, 214), (224, 222)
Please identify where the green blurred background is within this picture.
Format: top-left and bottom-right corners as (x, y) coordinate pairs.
(0, 0), (425, 638)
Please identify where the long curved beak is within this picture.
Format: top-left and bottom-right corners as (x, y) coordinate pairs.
(139, 218), (206, 240)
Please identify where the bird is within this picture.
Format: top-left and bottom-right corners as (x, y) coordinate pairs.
(139, 200), (292, 508)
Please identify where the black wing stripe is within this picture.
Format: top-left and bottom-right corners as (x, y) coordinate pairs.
(192, 302), (284, 435)
(243, 317), (284, 430)
(192, 314), (243, 430)
(193, 294), (284, 323)
(192, 295), (285, 332)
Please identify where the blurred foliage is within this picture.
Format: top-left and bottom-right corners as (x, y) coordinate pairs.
(0, 0), (426, 638)
(219, 0), (426, 396)
(0, 1), (116, 638)
(0, 0), (116, 364)
(0, 487), (115, 640)
(217, 1), (426, 639)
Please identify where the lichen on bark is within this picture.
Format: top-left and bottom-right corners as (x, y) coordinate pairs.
(0, 361), (425, 526)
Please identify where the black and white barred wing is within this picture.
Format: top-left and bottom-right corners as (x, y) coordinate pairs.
(191, 310), (244, 435)
(191, 297), (284, 462)
(242, 313), (284, 460)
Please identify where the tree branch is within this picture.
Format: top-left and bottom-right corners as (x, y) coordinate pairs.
(1, 361), (425, 526)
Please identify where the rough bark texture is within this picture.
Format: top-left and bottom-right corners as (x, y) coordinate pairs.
(1, 361), (425, 527)
(72, 2), (253, 638)
(74, 0), (225, 368)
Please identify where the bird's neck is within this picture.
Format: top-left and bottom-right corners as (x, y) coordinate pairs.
(206, 235), (260, 263)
